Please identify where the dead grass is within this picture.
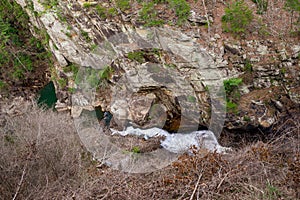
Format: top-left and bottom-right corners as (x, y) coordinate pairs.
(0, 104), (95, 200)
(0, 104), (299, 199)
(70, 118), (300, 199)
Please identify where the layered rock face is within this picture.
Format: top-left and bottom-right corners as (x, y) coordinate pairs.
(15, 0), (300, 132)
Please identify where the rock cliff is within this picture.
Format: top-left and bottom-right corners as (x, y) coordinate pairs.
(15, 0), (300, 133)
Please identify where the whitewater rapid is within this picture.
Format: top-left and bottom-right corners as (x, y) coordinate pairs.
(110, 126), (231, 154)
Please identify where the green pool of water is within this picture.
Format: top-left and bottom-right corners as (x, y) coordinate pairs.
(37, 81), (57, 109)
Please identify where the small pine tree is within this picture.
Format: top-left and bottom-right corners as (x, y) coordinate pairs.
(222, 1), (253, 34)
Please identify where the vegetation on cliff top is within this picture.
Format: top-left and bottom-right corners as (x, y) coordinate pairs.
(0, 0), (53, 96)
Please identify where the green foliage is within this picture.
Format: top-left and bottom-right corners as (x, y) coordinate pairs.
(127, 51), (145, 63)
(280, 67), (286, 75)
(65, 31), (72, 38)
(4, 135), (15, 144)
(63, 63), (79, 75)
(257, 18), (270, 36)
(57, 78), (67, 88)
(264, 182), (281, 200)
(0, 0), (53, 85)
(252, 0), (268, 14)
(16, 54), (33, 71)
(90, 44), (98, 52)
(83, 2), (93, 8)
(40, 0), (59, 10)
(224, 78), (242, 113)
(55, 7), (67, 22)
(95, 4), (118, 19)
(98, 66), (113, 80)
(87, 72), (99, 88)
(285, 0), (300, 12)
(0, 80), (6, 89)
(95, 4), (107, 19)
(131, 146), (141, 153)
(80, 30), (92, 43)
(223, 78), (243, 95)
(164, 63), (176, 69)
(29, 37), (44, 51)
(222, 1), (253, 34)
(108, 7), (118, 16)
(0, 2), (27, 47)
(243, 115), (251, 122)
(34, 28), (51, 47)
(68, 87), (76, 93)
(139, 2), (164, 27)
(116, 0), (130, 12)
(226, 101), (238, 113)
(168, 0), (191, 25)
(76, 66), (113, 88)
(244, 59), (253, 72)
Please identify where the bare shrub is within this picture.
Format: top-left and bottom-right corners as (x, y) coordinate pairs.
(0, 104), (93, 200)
